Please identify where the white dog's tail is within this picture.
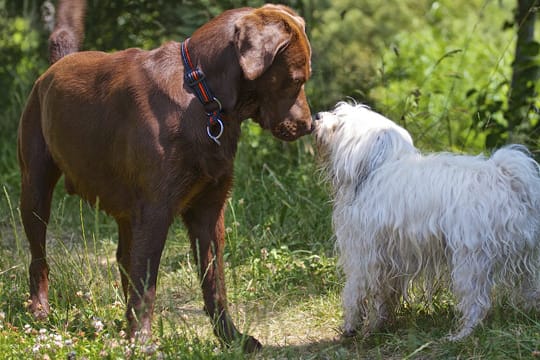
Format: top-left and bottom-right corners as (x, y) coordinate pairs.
(491, 144), (540, 177)
(491, 144), (540, 213)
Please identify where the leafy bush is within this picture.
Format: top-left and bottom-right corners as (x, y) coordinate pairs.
(369, 1), (517, 153)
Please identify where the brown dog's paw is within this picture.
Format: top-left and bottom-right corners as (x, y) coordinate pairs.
(27, 299), (50, 321)
(242, 335), (262, 353)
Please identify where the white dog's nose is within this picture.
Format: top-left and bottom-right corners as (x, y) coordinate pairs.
(313, 112), (323, 121)
(311, 112), (323, 132)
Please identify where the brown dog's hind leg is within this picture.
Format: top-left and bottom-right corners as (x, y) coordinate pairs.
(18, 93), (62, 320)
(182, 182), (262, 352)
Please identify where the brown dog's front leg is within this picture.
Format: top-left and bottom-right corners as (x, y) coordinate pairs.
(115, 218), (133, 300)
(124, 205), (171, 342)
(182, 192), (262, 352)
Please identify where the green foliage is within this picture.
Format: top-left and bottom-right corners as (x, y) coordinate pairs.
(369, 0), (518, 152)
(0, 2), (47, 124)
(0, 1), (49, 195)
(308, 0), (433, 110)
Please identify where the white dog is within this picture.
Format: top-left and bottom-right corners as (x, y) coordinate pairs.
(313, 102), (540, 340)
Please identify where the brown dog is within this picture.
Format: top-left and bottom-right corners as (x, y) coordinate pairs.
(18, 4), (312, 351)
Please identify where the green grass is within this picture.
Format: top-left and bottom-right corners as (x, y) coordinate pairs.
(1, 130), (540, 359)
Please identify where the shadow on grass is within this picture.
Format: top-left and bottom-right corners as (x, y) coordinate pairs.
(260, 305), (540, 359)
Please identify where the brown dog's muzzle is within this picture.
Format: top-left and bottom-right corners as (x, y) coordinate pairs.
(268, 91), (313, 141)
(271, 117), (312, 141)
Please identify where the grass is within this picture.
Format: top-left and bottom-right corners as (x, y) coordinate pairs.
(1, 129), (540, 360)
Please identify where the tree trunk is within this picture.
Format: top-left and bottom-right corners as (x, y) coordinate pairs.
(506, 0), (539, 140)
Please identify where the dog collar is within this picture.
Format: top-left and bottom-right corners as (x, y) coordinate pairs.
(180, 38), (224, 146)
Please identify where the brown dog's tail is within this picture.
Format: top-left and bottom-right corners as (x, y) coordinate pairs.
(48, 0), (87, 64)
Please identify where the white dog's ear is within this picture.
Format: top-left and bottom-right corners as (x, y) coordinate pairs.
(357, 129), (399, 180)
(234, 13), (291, 80)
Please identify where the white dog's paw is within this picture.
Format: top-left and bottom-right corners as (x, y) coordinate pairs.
(444, 326), (474, 342)
(341, 328), (357, 338)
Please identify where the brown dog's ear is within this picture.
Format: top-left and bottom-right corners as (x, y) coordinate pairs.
(234, 13), (291, 80)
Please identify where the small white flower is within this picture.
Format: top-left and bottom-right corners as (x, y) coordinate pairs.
(125, 346), (133, 357)
(92, 318), (104, 332)
(141, 343), (158, 355)
(0, 311), (5, 321)
(53, 334), (63, 348)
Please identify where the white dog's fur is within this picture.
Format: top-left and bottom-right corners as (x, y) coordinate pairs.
(314, 102), (540, 340)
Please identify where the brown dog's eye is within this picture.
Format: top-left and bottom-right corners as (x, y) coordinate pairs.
(291, 78), (303, 92)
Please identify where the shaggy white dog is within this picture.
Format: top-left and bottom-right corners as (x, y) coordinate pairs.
(314, 102), (540, 340)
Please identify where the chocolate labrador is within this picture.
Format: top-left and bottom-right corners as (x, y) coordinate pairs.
(18, 3), (312, 351)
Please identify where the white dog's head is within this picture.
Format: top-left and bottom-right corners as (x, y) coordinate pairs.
(313, 102), (416, 185)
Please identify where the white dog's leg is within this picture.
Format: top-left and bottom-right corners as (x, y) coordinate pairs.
(342, 271), (365, 336)
(448, 252), (493, 341)
(370, 276), (401, 333)
(519, 272), (540, 311)
(447, 303), (488, 341)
